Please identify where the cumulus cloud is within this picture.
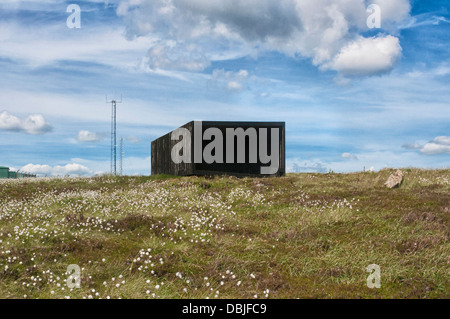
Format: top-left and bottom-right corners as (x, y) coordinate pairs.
(326, 35), (402, 76)
(21, 163), (93, 176)
(117, 0), (411, 77)
(0, 111), (52, 135)
(420, 136), (450, 155)
(0, 111), (21, 130)
(341, 152), (358, 160)
(210, 69), (249, 92)
(403, 136), (450, 155)
(433, 136), (450, 145)
(76, 130), (104, 142)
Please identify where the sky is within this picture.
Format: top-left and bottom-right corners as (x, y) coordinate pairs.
(0, 0), (449, 176)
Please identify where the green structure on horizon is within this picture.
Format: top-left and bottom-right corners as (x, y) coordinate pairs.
(0, 166), (36, 179)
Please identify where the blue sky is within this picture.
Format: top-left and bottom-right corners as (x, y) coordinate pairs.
(0, 0), (449, 176)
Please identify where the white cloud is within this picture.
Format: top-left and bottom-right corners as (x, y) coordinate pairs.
(371, 0), (412, 29)
(227, 81), (242, 91)
(117, 0), (411, 77)
(341, 152), (358, 160)
(0, 0), (60, 8)
(0, 21), (154, 69)
(21, 114), (53, 135)
(433, 136), (450, 146)
(327, 36), (402, 76)
(21, 163), (93, 176)
(406, 63), (450, 79)
(402, 136), (450, 155)
(0, 89), (194, 128)
(145, 42), (211, 72)
(70, 156), (150, 175)
(0, 111), (21, 130)
(0, 0), (411, 77)
(20, 164), (52, 175)
(421, 143), (450, 155)
(210, 69), (249, 92)
(288, 147), (450, 174)
(77, 130), (104, 142)
(400, 13), (450, 30)
(420, 136), (450, 155)
(0, 111), (52, 135)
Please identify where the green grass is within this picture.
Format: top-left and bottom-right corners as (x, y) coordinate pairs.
(0, 168), (448, 299)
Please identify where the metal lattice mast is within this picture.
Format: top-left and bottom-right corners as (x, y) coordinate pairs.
(119, 137), (123, 176)
(106, 95), (122, 175)
(111, 100), (116, 175)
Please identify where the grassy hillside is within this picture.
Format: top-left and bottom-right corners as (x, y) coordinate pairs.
(0, 169), (448, 299)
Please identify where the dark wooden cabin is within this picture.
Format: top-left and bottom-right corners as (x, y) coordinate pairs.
(151, 121), (285, 177)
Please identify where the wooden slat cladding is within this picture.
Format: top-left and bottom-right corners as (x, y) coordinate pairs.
(151, 121), (285, 177)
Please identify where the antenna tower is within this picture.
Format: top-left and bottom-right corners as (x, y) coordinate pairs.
(106, 95), (122, 175)
(119, 137), (124, 176)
